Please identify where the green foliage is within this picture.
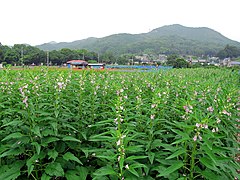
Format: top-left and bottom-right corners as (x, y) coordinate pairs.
(217, 44), (240, 59)
(0, 68), (239, 179)
(166, 55), (189, 68)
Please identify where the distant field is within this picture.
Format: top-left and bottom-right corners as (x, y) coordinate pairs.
(0, 68), (239, 179)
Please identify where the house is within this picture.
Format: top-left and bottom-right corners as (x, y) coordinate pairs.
(66, 60), (88, 69)
(88, 63), (105, 69)
(230, 61), (240, 66)
(189, 59), (209, 65)
(220, 58), (231, 66)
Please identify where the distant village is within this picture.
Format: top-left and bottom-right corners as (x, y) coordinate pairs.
(133, 54), (240, 67)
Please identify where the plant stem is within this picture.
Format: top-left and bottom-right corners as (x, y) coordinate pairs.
(190, 142), (197, 179)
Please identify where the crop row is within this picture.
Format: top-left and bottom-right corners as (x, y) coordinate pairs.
(0, 68), (239, 179)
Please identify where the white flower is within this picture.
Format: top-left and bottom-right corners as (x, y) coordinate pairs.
(121, 134), (126, 139)
(150, 114), (155, 120)
(118, 156), (121, 162)
(116, 139), (121, 146)
(125, 164), (129, 169)
(151, 104), (156, 108)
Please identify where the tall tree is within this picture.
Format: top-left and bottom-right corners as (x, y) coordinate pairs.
(217, 45), (240, 59)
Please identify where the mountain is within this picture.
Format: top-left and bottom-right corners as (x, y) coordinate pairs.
(36, 24), (240, 56)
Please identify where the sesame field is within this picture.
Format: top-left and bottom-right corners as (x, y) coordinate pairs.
(0, 67), (239, 179)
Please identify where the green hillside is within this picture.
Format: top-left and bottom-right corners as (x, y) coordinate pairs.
(36, 24), (240, 56)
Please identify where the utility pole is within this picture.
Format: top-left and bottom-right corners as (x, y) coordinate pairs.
(46, 51), (49, 66)
(21, 46), (24, 66)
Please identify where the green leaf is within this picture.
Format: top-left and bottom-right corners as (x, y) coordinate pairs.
(201, 145), (217, 165)
(41, 173), (51, 180)
(62, 136), (81, 143)
(157, 162), (184, 177)
(26, 154), (38, 176)
(65, 170), (81, 180)
(0, 148), (24, 158)
(76, 166), (88, 180)
(199, 157), (218, 172)
(148, 152), (155, 164)
(31, 142), (41, 155)
(63, 152), (83, 165)
(48, 149), (58, 161)
(125, 145), (144, 153)
(45, 162), (64, 177)
(171, 138), (189, 145)
(95, 155), (115, 161)
(171, 129), (190, 139)
(201, 169), (222, 180)
(93, 166), (117, 177)
(1, 120), (23, 127)
(28, 165), (34, 177)
(203, 138), (213, 150)
(65, 166), (88, 180)
(80, 132), (87, 140)
(31, 126), (42, 138)
(0, 161), (24, 180)
(126, 156), (147, 161)
(151, 141), (175, 151)
(1, 132), (24, 141)
(128, 167), (139, 177)
(63, 123), (78, 132)
(166, 148), (186, 159)
(42, 137), (59, 146)
(42, 128), (54, 137)
(130, 163), (148, 170)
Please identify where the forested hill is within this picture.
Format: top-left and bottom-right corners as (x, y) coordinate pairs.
(36, 24), (240, 56)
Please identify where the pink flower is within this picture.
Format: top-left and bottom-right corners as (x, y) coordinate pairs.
(203, 124), (208, 129)
(193, 135), (197, 141)
(57, 82), (63, 89)
(198, 135), (202, 141)
(196, 123), (201, 128)
(183, 105), (192, 113)
(19, 87), (24, 96)
(222, 110), (231, 116)
(23, 96), (28, 104)
(207, 106), (214, 112)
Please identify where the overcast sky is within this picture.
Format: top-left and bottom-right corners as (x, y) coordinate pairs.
(1, 0), (240, 46)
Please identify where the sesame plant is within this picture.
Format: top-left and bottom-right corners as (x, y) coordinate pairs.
(0, 67), (239, 180)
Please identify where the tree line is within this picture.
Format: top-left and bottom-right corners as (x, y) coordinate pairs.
(0, 43), (239, 66)
(0, 43), (132, 66)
